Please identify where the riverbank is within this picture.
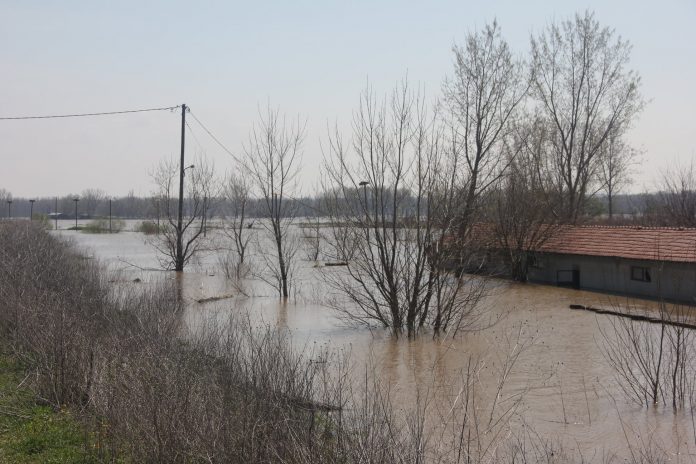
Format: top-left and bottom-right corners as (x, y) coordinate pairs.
(0, 222), (341, 463)
(0, 222), (419, 463)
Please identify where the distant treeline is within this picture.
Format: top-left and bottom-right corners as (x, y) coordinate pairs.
(0, 190), (326, 220)
(0, 189), (696, 227)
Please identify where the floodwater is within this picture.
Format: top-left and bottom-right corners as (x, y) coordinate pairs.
(54, 220), (696, 459)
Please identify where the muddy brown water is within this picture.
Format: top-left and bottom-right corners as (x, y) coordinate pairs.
(55, 221), (696, 459)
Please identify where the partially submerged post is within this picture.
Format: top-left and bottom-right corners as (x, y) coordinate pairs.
(73, 198), (79, 229)
(175, 103), (187, 271)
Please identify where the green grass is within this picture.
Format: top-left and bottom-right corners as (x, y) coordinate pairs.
(0, 354), (96, 464)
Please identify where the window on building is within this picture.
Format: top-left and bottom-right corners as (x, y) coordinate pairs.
(630, 266), (651, 282)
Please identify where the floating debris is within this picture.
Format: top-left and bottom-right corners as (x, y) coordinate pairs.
(570, 304), (696, 330)
(197, 294), (235, 304)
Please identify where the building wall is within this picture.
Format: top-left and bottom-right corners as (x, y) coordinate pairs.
(527, 253), (696, 304)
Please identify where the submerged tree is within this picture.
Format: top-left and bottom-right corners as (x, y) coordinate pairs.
(221, 171), (253, 278)
(488, 116), (561, 281)
(243, 105), (304, 298)
(600, 300), (695, 409)
(151, 155), (217, 271)
(322, 83), (486, 337)
(530, 10), (643, 222)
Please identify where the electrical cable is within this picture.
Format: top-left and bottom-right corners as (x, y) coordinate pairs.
(185, 120), (205, 153)
(187, 111), (244, 164)
(0, 105), (179, 120)
(187, 109), (328, 216)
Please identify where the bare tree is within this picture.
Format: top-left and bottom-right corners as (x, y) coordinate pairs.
(80, 188), (107, 217)
(150, 154), (217, 270)
(322, 83), (487, 337)
(599, 130), (637, 219)
(221, 171), (253, 278)
(301, 217), (322, 262)
(0, 188), (11, 218)
(488, 116), (562, 281)
(530, 10), (643, 222)
(600, 300), (696, 409)
(655, 162), (696, 226)
(243, 105), (304, 298)
(444, 21), (527, 228)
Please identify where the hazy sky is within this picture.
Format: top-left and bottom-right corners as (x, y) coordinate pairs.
(1, 0), (695, 197)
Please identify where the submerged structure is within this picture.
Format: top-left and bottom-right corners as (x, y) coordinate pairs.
(526, 226), (696, 303)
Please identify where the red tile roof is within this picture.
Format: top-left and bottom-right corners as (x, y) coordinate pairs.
(540, 226), (696, 263)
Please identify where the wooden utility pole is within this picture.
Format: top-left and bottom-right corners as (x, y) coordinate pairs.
(175, 104), (187, 271)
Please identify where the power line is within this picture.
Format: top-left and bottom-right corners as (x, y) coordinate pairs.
(185, 120), (205, 153)
(187, 110), (244, 164)
(188, 110), (326, 215)
(0, 105), (179, 121)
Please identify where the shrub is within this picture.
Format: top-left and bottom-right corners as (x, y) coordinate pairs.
(31, 213), (54, 231)
(135, 220), (161, 235)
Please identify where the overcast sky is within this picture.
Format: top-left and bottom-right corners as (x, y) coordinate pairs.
(1, 0), (695, 197)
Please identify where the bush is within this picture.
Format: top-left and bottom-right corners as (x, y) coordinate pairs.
(31, 213), (54, 231)
(135, 220), (162, 235)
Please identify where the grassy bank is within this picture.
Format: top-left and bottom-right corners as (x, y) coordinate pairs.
(0, 352), (95, 463)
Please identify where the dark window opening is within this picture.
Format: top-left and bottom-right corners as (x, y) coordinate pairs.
(557, 269), (580, 289)
(631, 266), (651, 282)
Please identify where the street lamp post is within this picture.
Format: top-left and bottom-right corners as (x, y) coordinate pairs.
(359, 181), (370, 222)
(73, 198), (79, 229)
(29, 199), (35, 220)
(7, 200), (12, 219)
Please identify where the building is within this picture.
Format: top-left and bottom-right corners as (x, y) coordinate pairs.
(526, 226), (696, 303)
